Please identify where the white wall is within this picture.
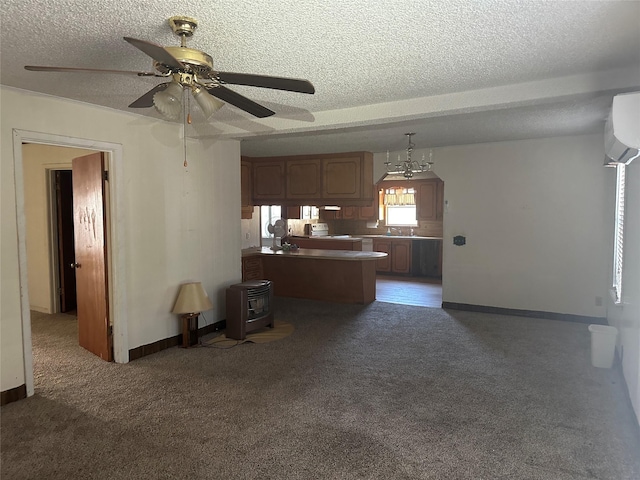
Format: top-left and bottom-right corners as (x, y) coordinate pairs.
(607, 162), (640, 423)
(22, 145), (95, 313)
(1, 86), (242, 393)
(373, 135), (611, 317)
(433, 135), (612, 318)
(241, 207), (262, 249)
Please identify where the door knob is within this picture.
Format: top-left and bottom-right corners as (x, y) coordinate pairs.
(70, 262), (81, 268)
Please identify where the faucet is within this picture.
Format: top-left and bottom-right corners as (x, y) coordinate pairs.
(390, 227), (403, 236)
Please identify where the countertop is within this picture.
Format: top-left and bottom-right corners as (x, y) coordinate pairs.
(242, 247), (387, 261)
(289, 234), (443, 241)
(357, 235), (443, 240)
(288, 235), (361, 241)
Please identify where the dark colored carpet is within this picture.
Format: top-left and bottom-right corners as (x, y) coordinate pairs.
(2, 298), (639, 479)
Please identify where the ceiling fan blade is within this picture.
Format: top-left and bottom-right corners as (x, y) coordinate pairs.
(128, 83), (170, 108)
(25, 65), (158, 76)
(207, 85), (275, 118)
(123, 37), (185, 70)
(213, 72), (315, 94)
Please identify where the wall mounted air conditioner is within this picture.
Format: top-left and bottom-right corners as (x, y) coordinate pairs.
(604, 92), (640, 165)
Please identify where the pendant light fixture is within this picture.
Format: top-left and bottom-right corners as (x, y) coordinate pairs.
(385, 133), (434, 179)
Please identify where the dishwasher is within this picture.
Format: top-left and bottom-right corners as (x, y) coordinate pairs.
(361, 238), (373, 252)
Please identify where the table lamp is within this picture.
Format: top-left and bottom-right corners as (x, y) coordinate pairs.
(172, 282), (213, 348)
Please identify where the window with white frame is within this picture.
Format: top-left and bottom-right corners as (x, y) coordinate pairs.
(612, 164), (626, 304)
(261, 205), (282, 243)
(384, 187), (418, 227)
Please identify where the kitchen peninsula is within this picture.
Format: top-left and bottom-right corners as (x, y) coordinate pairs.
(242, 247), (387, 304)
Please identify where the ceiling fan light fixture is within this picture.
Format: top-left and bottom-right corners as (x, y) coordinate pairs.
(23, 16), (315, 120)
(192, 86), (224, 119)
(153, 81), (184, 120)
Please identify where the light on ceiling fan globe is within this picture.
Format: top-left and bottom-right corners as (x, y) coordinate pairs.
(192, 87), (224, 119)
(153, 82), (184, 120)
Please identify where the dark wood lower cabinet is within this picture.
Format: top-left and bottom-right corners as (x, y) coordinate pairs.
(373, 238), (391, 272)
(391, 240), (412, 274)
(261, 255), (377, 304)
(373, 238), (411, 274)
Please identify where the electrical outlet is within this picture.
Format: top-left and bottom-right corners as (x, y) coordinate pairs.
(245, 233), (250, 240)
(595, 296), (603, 306)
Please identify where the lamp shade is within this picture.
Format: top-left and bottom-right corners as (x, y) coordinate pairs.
(172, 282), (213, 314)
(192, 87), (224, 119)
(153, 81), (184, 120)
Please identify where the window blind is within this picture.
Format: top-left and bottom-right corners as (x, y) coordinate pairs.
(612, 164), (626, 304)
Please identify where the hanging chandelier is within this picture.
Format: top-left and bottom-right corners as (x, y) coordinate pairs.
(385, 133), (434, 178)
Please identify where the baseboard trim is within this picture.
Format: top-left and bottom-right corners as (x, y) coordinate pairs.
(1, 384), (27, 406)
(441, 302), (607, 325)
(128, 319), (226, 361)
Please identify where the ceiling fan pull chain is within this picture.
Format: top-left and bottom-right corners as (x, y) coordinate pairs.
(183, 88), (188, 167)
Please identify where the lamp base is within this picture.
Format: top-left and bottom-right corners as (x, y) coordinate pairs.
(181, 313), (200, 348)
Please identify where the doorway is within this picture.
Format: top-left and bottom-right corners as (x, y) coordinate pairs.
(13, 130), (128, 398)
(375, 275), (442, 307)
(24, 148), (111, 360)
(53, 169), (77, 313)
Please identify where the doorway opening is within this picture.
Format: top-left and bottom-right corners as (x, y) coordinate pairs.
(13, 130), (128, 398)
(375, 275), (442, 308)
(24, 149), (112, 371)
(52, 169), (77, 313)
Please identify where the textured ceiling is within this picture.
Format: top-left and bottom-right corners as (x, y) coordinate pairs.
(2, 0), (639, 156)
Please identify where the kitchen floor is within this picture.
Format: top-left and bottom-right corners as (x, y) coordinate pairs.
(375, 275), (442, 307)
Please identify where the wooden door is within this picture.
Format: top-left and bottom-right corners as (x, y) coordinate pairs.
(72, 152), (112, 361)
(252, 160), (286, 202)
(285, 206), (302, 219)
(436, 180), (444, 220)
(359, 203), (376, 220)
(417, 180), (437, 221)
(373, 238), (391, 272)
(240, 159), (253, 219)
(322, 156), (362, 199)
(391, 239), (412, 274)
(55, 170), (77, 312)
(286, 158), (321, 199)
(341, 206), (358, 220)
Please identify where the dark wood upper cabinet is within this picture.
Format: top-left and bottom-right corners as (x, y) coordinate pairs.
(287, 158), (322, 199)
(241, 158), (253, 219)
(252, 159), (286, 201)
(322, 156), (362, 199)
(416, 179), (444, 222)
(246, 152), (373, 206)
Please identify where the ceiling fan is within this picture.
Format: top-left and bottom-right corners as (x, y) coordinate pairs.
(24, 16), (315, 120)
